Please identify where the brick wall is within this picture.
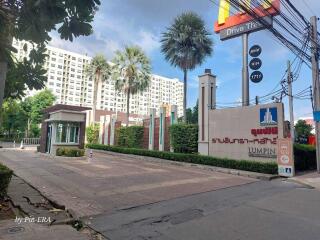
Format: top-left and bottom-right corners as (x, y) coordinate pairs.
(142, 116), (171, 151)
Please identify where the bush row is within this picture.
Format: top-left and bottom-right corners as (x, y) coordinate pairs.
(294, 144), (316, 171)
(116, 126), (144, 148)
(0, 164), (13, 199)
(86, 143), (278, 174)
(169, 124), (198, 153)
(56, 147), (85, 157)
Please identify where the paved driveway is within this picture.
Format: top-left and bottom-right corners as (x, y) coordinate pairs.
(0, 149), (255, 217)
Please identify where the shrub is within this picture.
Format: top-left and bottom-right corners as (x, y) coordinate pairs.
(294, 144), (316, 171)
(86, 124), (100, 144)
(86, 144), (278, 174)
(56, 148), (85, 157)
(0, 164), (13, 199)
(169, 124), (198, 153)
(116, 126), (144, 148)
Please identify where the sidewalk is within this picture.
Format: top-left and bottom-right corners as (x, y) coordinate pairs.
(0, 175), (98, 240)
(291, 171), (320, 189)
(0, 220), (89, 240)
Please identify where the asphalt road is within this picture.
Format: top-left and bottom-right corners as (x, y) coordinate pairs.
(1, 149), (320, 240)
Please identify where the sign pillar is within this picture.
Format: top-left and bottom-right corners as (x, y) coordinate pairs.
(170, 105), (178, 152)
(198, 69), (217, 155)
(99, 116), (106, 144)
(159, 107), (166, 151)
(110, 114), (117, 146)
(277, 138), (295, 177)
(148, 108), (156, 150)
(104, 115), (111, 145)
(242, 33), (250, 106)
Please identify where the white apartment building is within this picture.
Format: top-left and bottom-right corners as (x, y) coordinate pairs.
(12, 39), (184, 117)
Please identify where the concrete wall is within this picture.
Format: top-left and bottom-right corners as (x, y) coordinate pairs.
(208, 103), (284, 162)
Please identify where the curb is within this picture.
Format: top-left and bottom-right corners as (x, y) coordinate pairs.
(287, 178), (315, 189)
(90, 149), (278, 181)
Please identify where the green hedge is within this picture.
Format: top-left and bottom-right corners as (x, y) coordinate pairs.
(294, 144), (316, 171)
(169, 124), (198, 153)
(0, 164), (13, 199)
(86, 124), (99, 144)
(56, 148), (85, 157)
(86, 144), (278, 174)
(116, 126), (144, 148)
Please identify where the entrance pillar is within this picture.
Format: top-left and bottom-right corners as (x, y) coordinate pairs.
(159, 107), (166, 151)
(148, 108), (156, 150)
(198, 69), (217, 155)
(110, 114), (117, 146)
(170, 105), (178, 152)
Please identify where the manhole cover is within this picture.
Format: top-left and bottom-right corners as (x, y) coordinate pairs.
(7, 226), (25, 234)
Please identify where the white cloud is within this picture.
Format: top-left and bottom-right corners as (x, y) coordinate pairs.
(134, 30), (161, 54)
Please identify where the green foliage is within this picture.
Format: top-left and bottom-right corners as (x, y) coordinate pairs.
(294, 144), (316, 171)
(86, 144), (278, 174)
(0, 89), (55, 138)
(112, 46), (151, 125)
(161, 12), (213, 121)
(116, 126), (144, 148)
(0, 98), (28, 139)
(86, 124), (99, 144)
(295, 120), (313, 139)
(161, 12), (213, 71)
(1, 1), (101, 60)
(1, 0), (100, 108)
(84, 54), (111, 115)
(169, 124), (198, 153)
(28, 89), (56, 124)
(0, 163), (13, 199)
(185, 100), (198, 124)
(5, 55), (47, 100)
(56, 148), (85, 157)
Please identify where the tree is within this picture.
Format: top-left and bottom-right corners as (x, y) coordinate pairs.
(5, 46), (47, 99)
(0, 99), (28, 139)
(29, 89), (56, 124)
(24, 89), (56, 137)
(0, 0), (101, 108)
(85, 55), (111, 121)
(86, 124), (99, 144)
(185, 100), (198, 124)
(161, 12), (213, 122)
(112, 46), (151, 126)
(295, 120), (313, 140)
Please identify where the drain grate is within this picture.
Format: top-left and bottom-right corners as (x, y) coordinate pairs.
(7, 226), (25, 234)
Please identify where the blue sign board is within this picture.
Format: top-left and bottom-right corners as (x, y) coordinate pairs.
(260, 107), (278, 126)
(314, 111), (320, 122)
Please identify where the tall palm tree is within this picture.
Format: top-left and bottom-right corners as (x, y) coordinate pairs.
(161, 12), (213, 122)
(85, 54), (111, 122)
(112, 46), (151, 126)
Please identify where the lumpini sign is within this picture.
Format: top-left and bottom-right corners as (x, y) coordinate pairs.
(198, 70), (287, 163)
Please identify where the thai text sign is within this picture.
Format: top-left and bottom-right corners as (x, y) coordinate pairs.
(208, 103), (284, 162)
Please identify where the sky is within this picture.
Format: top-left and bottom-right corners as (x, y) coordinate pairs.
(49, 0), (320, 121)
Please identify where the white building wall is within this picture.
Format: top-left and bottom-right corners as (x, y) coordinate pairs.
(12, 40), (184, 117)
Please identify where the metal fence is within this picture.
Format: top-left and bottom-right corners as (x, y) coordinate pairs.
(22, 138), (40, 145)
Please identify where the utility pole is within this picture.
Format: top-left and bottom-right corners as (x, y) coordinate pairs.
(287, 60), (295, 144)
(242, 33), (250, 106)
(310, 16), (320, 173)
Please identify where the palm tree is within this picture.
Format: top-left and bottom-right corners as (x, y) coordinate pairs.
(112, 46), (151, 126)
(161, 12), (213, 122)
(85, 54), (111, 122)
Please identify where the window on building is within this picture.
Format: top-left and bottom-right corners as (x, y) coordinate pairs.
(55, 122), (80, 144)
